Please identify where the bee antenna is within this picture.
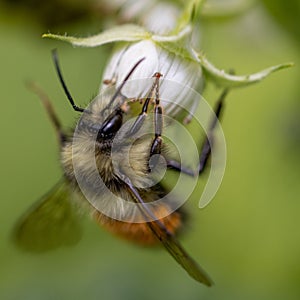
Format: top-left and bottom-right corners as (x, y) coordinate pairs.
(105, 57), (146, 111)
(52, 49), (85, 113)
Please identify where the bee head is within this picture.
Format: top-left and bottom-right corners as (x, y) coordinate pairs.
(97, 107), (124, 141)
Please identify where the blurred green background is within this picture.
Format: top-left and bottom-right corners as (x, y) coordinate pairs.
(0, 0), (299, 299)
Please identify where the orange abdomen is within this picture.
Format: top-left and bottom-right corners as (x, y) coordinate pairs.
(93, 207), (186, 246)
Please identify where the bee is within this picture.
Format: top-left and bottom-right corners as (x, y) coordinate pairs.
(14, 49), (228, 286)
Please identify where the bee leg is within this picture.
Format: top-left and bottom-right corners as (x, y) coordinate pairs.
(149, 73), (164, 171)
(120, 174), (213, 286)
(128, 89), (155, 135)
(129, 73), (161, 135)
(198, 89), (228, 174)
(26, 81), (67, 145)
(150, 104), (163, 156)
(120, 174), (170, 231)
(167, 89), (229, 176)
(166, 160), (196, 176)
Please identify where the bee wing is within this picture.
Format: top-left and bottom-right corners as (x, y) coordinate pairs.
(123, 177), (213, 286)
(13, 179), (82, 252)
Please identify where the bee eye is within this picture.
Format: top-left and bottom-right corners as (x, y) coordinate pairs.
(98, 110), (123, 139)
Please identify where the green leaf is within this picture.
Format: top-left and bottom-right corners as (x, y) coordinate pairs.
(198, 53), (294, 88)
(42, 24), (151, 47)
